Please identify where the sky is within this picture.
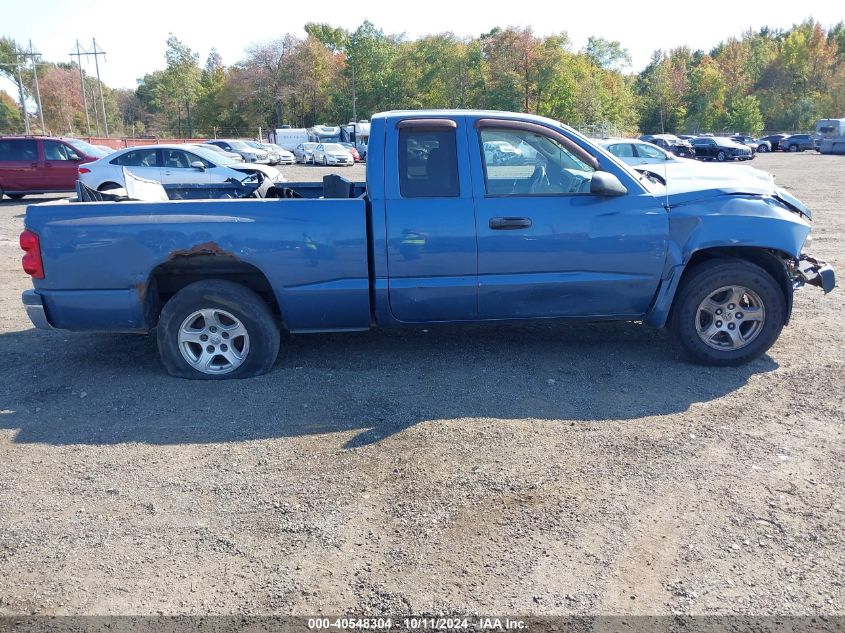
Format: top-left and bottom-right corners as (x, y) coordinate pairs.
(2, 0), (844, 98)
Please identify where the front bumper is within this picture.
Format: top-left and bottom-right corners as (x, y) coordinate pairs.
(794, 255), (836, 293)
(22, 290), (54, 329)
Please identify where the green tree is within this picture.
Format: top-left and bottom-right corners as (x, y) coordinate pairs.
(584, 37), (631, 70)
(727, 94), (764, 134)
(0, 89), (22, 133)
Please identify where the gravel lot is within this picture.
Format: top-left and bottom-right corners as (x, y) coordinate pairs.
(0, 154), (842, 616)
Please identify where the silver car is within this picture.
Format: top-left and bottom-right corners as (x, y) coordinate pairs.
(312, 143), (354, 166)
(294, 142), (318, 164)
(194, 143), (244, 162)
(206, 139), (270, 164)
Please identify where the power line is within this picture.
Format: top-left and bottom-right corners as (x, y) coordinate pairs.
(19, 41), (46, 132)
(70, 39), (109, 137)
(69, 40), (92, 136)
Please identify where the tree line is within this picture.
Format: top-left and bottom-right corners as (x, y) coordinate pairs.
(1, 19), (844, 139)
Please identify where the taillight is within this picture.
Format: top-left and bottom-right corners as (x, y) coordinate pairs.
(78, 167), (91, 174)
(20, 230), (45, 279)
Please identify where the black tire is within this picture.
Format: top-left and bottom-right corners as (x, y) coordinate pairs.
(323, 156), (328, 166)
(98, 182), (122, 192)
(8, 192), (25, 199)
(669, 258), (786, 366)
(788, 144), (798, 152)
(757, 144), (768, 153)
(0, 185), (4, 200)
(716, 150), (726, 162)
(156, 280), (280, 380)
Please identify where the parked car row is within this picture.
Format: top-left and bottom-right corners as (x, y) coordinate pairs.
(293, 142), (358, 166)
(0, 136), (295, 199)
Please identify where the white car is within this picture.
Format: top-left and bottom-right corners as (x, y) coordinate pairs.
(311, 143), (354, 166)
(262, 143), (296, 165)
(598, 138), (773, 186)
(78, 144), (284, 192)
(483, 140), (522, 164)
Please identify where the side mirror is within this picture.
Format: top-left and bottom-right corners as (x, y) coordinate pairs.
(590, 171), (628, 196)
(190, 161), (206, 171)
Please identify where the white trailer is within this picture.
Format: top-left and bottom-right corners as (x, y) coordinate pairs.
(815, 118), (845, 155)
(270, 128), (309, 151)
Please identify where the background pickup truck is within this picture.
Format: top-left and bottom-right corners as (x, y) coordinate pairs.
(21, 110), (835, 379)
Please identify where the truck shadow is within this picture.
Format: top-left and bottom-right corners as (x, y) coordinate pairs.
(0, 321), (778, 449)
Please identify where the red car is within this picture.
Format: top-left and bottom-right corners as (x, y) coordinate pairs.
(0, 136), (107, 199)
(339, 142), (362, 162)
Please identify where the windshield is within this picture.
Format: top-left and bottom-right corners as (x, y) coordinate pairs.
(323, 144), (345, 152)
(65, 139), (108, 158)
(228, 141), (251, 150)
(302, 143), (317, 150)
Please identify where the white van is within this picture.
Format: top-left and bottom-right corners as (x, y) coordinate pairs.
(270, 128), (308, 151)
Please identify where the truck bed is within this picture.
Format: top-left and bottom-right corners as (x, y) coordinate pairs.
(25, 193), (373, 333)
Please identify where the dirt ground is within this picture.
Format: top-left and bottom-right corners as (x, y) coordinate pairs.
(0, 154), (842, 617)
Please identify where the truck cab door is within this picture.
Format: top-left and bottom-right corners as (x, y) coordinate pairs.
(384, 117), (478, 322)
(468, 119), (667, 319)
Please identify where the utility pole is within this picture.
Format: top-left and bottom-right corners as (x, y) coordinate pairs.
(15, 64), (30, 134)
(351, 63), (357, 123)
(70, 40), (91, 136)
(19, 41), (45, 132)
(91, 38), (108, 137)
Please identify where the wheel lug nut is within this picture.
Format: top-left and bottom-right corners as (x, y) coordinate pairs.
(209, 326), (217, 333)
(715, 309), (722, 315)
(736, 312), (743, 319)
(221, 344), (228, 352)
(728, 323), (736, 330)
(222, 332), (229, 339)
(206, 345), (215, 353)
(727, 303), (735, 310)
(715, 320), (723, 327)
(200, 334), (208, 342)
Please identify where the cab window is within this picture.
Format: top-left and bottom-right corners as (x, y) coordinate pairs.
(480, 128), (594, 196)
(398, 128), (459, 198)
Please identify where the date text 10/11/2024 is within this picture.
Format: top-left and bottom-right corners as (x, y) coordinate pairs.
(307, 618), (528, 630)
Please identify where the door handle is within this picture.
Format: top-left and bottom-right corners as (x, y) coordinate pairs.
(489, 217), (532, 230)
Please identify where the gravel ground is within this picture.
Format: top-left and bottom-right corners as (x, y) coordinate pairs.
(0, 154), (842, 616)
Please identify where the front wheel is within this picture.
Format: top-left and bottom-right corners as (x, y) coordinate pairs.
(323, 156), (328, 166)
(669, 259), (786, 366)
(716, 150), (726, 162)
(157, 280), (280, 379)
(757, 144), (768, 153)
(788, 144), (798, 152)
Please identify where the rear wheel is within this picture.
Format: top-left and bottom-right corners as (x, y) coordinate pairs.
(157, 280), (280, 379)
(716, 150), (727, 162)
(669, 259), (786, 366)
(98, 182), (122, 192)
(788, 144), (798, 152)
(757, 144), (768, 153)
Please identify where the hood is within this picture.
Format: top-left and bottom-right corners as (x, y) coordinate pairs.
(642, 161), (811, 219)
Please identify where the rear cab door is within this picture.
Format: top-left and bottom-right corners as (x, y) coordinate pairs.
(383, 116), (478, 322)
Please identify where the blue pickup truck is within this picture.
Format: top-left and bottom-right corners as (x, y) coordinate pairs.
(20, 110), (835, 379)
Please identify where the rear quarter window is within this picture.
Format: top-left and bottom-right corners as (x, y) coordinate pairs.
(0, 139), (38, 161)
(398, 128), (460, 198)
